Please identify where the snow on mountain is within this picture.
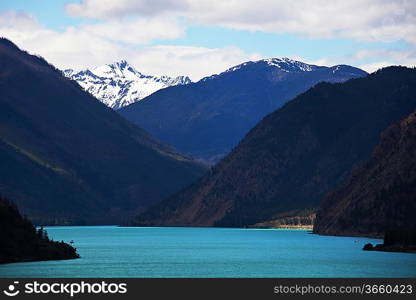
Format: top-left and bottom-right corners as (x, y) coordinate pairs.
(200, 57), (320, 82)
(229, 57), (321, 73)
(200, 57), (366, 82)
(264, 57), (317, 72)
(63, 60), (192, 109)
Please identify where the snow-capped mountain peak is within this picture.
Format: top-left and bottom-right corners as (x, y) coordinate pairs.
(64, 60), (192, 109)
(91, 60), (141, 79)
(201, 57), (366, 83)
(201, 57), (320, 82)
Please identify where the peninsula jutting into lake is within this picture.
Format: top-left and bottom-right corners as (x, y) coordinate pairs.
(0, 197), (79, 264)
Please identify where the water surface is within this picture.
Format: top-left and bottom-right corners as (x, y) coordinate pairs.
(1, 226), (415, 277)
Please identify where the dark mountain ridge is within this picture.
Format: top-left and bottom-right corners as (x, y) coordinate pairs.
(0, 38), (206, 224)
(314, 109), (416, 238)
(134, 66), (416, 228)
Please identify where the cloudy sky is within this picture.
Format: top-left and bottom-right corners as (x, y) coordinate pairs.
(0, 0), (415, 80)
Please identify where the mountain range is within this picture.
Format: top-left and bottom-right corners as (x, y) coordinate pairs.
(119, 58), (367, 164)
(0, 38), (205, 225)
(2, 35), (414, 240)
(134, 66), (416, 228)
(64, 61), (191, 109)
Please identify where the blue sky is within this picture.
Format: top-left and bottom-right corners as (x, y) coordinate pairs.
(0, 0), (414, 80)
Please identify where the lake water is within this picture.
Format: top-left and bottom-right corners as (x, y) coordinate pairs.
(1, 226), (415, 278)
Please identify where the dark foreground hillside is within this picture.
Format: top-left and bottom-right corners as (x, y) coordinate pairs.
(314, 110), (416, 239)
(134, 67), (416, 228)
(0, 38), (206, 224)
(0, 197), (79, 264)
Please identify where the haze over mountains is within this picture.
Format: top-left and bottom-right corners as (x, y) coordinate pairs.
(134, 66), (416, 228)
(64, 60), (191, 109)
(120, 58), (367, 163)
(0, 38), (205, 225)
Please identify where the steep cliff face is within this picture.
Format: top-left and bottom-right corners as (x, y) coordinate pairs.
(314, 110), (416, 237)
(134, 67), (416, 227)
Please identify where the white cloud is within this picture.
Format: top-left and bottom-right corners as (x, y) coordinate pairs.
(65, 0), (416, 45)
(353, 48), (416, 72)
(359, 61), (395, 73)
(129, 45), (262, 80)
(0, 11), (124, 69)
(2, 2), (415, 81)
(65, 0), (187, 19)
(82, 17), (185, 44)
(304, 48), (416, 73)
(0, 11), (260, 80)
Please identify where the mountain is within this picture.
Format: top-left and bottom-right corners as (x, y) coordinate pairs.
(0, 38), (206, 224)
(0, 196), (79, 264)
(134, 66), (416, 227)
(314, 109), (416, 237)
(119, 58), (367, 164)
(64, 60), (191, 109)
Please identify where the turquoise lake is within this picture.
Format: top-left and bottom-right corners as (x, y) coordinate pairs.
(1, 226), (415, 278)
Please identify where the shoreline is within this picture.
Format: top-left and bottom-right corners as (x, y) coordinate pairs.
(43, 224), (314, 231)
(263, 225), (313, 230)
